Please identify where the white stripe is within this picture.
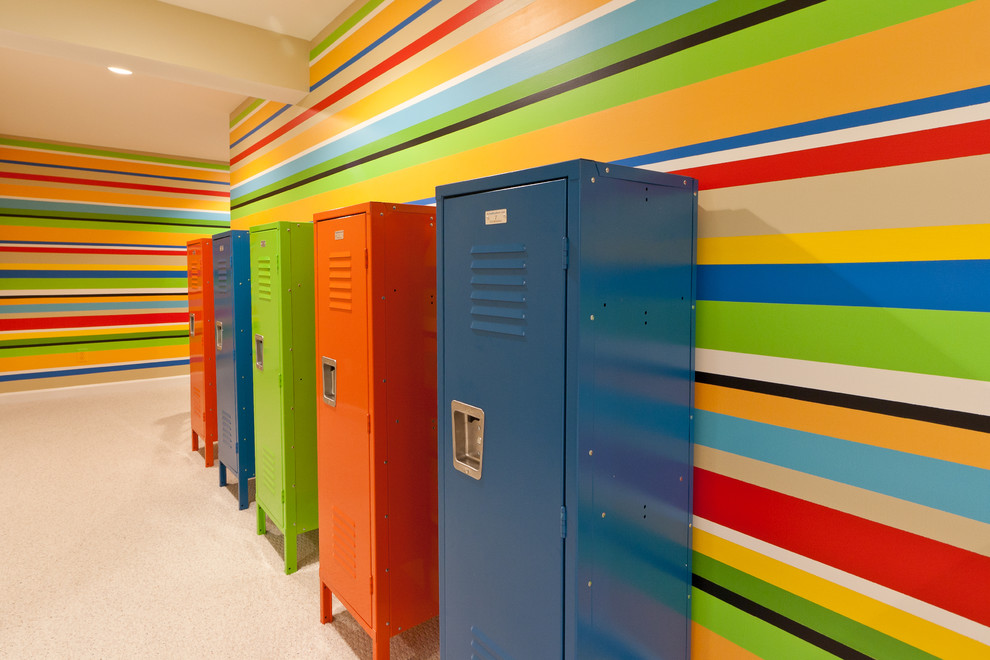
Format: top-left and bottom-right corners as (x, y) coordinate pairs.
(310, 0), (397, 66)
(0, 289), (188, 296)
(0, 196), (229, 216)
(696, 347), (990, 418)
(1, 357), (187, 377)
(694, 516), (990, 645)
(0, 322), (185, 335)
(233, 0), (637, 181)
(642, 102), (990, 173)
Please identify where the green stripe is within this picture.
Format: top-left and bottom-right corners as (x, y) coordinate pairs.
(696, 300), (990, 382)
(0, 330), (185, 350)
(0, 214), (228, 233)
(234, 0), (968, 213)
(3, 278), (188, 289)
(230, 99), (265, 129)
(692, 587), (838, 659)
(310, 0), (389, 61)
(0, 336), (187, 357)
(693, 553), (937, 659)
(0, 137), (227, 170)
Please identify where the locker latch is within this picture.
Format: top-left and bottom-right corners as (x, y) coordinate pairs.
(451, 400), (485, 480)
(322, 357), (337, 406)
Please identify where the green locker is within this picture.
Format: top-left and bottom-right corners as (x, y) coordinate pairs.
(250, 221), (318, 574)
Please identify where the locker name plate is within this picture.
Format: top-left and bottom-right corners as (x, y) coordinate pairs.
(334, 230), (344, 240)
(485, 209), (507, 225)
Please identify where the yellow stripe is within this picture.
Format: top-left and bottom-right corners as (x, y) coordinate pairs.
(694, 383), (990, 471)
(691, 621), (762, 660)
(0, 146), (228, 184)
(693, 528), (988, 659)
(0, 225), (215, 246)
(234, 1), (990, 226)
(0, 182), (229, 213)
(0, 343), (189, 373)
(698, 223), (990, 265)
(0, 323), (188, 341)
(235, 0), (609, 184)
(229, 101), (286, 145)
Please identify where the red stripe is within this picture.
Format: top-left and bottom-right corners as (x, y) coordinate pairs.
(231, 0), (505, 166)
(694, 468), (990, 626)
(0, 246), (183, 256)
(2, 313), (187, 331)
(676, 119), (990, 190)
(0, 171), (229, 198)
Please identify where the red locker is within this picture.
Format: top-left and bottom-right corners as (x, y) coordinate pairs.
(314, 203), (438, 659)
(187, 237), (217, 467)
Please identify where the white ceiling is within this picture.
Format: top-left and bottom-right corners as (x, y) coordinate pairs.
(0, 0), (354, 162)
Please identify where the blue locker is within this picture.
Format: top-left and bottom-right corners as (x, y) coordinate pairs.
(213, 230), (255, 510)
(436, 160), (696, 659)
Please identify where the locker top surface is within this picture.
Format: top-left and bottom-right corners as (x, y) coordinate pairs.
(211, 229), (248, 241)
(436, 158), (696, 200)
(313, 201), (436, 224)
(186, 236), (212, 249)
(248, 220), (313, 234)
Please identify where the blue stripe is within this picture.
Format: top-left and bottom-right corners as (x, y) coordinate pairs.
(0, 301), (188, 312)
(310, 0), (444, 92)
(697, 260), (990, 312)
(0, 198), (228, 221)
(618, 85), (990, 168)
(0, 359), (189, 382)
(1, 270), (188, 278)
(230, 104), (292, 149)
(234, 0), (711, 199)
(0, 159), (227, 186)
(693, 409), (990, 524)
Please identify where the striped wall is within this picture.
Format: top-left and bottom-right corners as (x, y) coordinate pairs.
(230, 0), (990, 657)
(0, 136), (230, 393)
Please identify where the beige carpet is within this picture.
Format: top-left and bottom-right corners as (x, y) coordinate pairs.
(0, 376), (439, 659)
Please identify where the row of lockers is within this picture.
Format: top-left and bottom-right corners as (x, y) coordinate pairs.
(185, 160), (698, 660)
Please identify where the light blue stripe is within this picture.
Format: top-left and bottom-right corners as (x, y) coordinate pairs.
(0, 301), (187, 313)
(232, 0), (711, 199)
(0, 198), (229, 221)
(693, 409), (990, 524)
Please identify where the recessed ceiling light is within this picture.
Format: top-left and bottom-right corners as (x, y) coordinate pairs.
(107, 66), (133, 75)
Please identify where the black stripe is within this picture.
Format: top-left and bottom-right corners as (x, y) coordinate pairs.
(697, 371), (990, 433)
(693, 574), (873, 660)
(0, 332), (187, 350)
(232, 0), (827, 210)
(0, 212), (225, 229)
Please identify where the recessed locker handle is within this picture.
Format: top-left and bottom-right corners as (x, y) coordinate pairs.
(322, 357), (336, 406)
(451, 400), (485, 480)
(189, 313), (195, 337)
(255, 334), (264, 370)
(215, 321), (223, 351)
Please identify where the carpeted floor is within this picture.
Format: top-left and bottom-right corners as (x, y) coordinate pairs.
(0, 376), (439, 659)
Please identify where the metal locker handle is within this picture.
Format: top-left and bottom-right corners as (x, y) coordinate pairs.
(451, 400), (485, 480)
(322, 357), (337, 406)
(215, 321), (223, 351)
(189, 313), (195, 337)
(255, 334), (264, 370)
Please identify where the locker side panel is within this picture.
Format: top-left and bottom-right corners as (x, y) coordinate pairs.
(251, 227), (285, 527)
(382, 207), (439, 632)
(187, 238), (215, 442)
(576, 171), (696, 660)
(315, 212), (374, 627)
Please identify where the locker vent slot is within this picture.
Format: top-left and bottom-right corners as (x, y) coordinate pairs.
(260, 446), (278, 495)
(331, 506), (357, 578)
(469, 243), (527, 337)
(470, 626), (508, 660)
(325, 251), (353, 311)
(221, 410), (233, 447)
(188, 265), (200, 290)
(257, 257), (273, 302)
(215, 259), (230, 294)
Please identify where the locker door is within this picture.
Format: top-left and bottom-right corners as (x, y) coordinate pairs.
(440, 179), (567, 658)
(316, 213), (373, 625)
(188, 243), (206, 431)
(252, 229), (285, 528)
(214, 236), (237, 470)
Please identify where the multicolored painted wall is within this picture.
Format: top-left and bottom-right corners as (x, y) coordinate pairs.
(230, 0), (990, 657)
(0, 136), (229, 393)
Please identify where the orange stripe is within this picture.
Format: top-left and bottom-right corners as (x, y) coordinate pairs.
(0, 225), (214, 246)
(230, 101), (286, 145)
(0, 182), (229, 213)
(0, 146), (228, 184)
(0, 344), (188, 373)
(691, 621), (762, 660)
(694, 383), (990, 471)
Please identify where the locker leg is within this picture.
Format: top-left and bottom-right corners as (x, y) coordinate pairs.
(257, 506), (266, 535)
(192, 430), (199, 452)
(320, 582), (333, 624)
(237, 475), (249, 510)
(205, 437), (214, 468)
(372, 631), (390, 660)
(284, 531), (297, 575)
(219, 462), (227, 487)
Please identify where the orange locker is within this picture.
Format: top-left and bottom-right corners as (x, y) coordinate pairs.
(314, 203), (438, 660)
(187, 237), (216, 467)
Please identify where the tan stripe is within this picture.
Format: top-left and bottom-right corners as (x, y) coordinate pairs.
(1, 252), (187, 266)
(695, 444), (990, 558)
(0, 364), (188, 394)
(698, 153), (990, 238)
